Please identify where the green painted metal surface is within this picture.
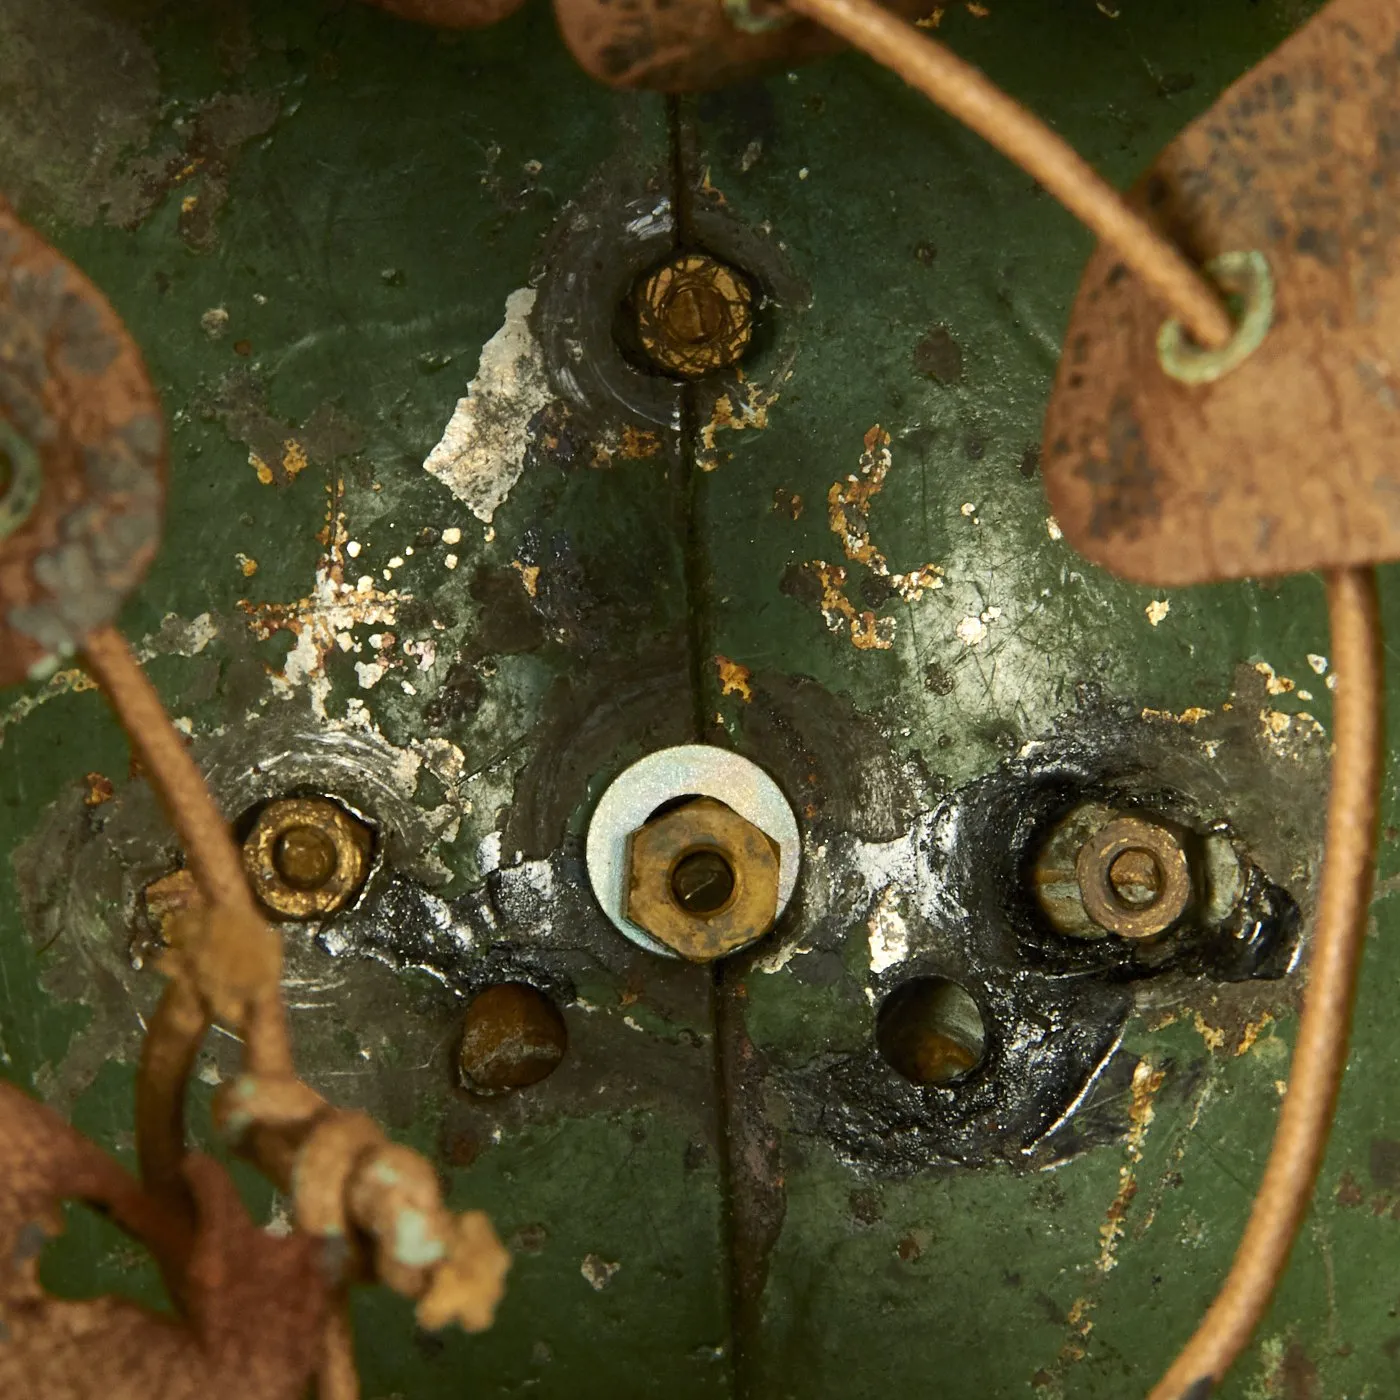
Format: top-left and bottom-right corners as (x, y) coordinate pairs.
(3, 2), (1398, 1397)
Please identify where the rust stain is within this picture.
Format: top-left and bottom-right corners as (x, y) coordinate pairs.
(772, 487), (803, 520)
(83, 772), (115, 807)
(716, 655), (754, 702)
(828, 425), (892, 566)
(619, 426), (662, 460)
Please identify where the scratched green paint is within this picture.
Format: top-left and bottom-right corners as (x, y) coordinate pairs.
(694, 2), (1397, 1397)
(1, 1), (1397, 1398)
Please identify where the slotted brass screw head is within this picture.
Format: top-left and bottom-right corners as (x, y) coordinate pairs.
(635, 254), (754, 379)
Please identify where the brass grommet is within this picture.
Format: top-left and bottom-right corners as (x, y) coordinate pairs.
(1157, 250), (1273, 385)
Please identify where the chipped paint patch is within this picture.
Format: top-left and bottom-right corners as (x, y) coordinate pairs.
(716, 655), (753, 702)
(1046, 516), (1063, 540)
(955, 615), (987, 647)
(239, 480), (405, 719)
(1145, 599), (1170, 626)
(699, 376), (777, 470)
(957, 609), (1004, 648)
(802, 426), (945, 651)
(811, 562), (894, 650)
(581, 1254), (621, 1291)
(867, 886), (910, 974)
(424, 287), (551, 524)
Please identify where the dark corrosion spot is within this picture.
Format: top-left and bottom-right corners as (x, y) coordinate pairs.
(913, 325), (963, 384)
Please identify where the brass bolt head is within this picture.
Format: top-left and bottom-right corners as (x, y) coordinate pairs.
(459, 983), (568, 1095)
(242, 796), (373, 920)
(1075, 815), (1193, 940)
(626, 796), (780, 962)
(635, 254), (754, 379)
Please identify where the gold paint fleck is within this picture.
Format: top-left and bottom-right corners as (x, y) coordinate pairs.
(180, 194), (198, 214)
(282, 439), (310, 480)
(83, 772), (115, 807)
(1140, 705), (1211, 725)
(966, 0), (990, 14)
(236, 553), (259, 577)
(1254, 661), (1295, 695)
(1235, 1012), (1275, 1057)
(915, 6), (945, 25)
(1096, 1060), (1166, 1275)
(716, 655), (754, 702)
(1145, 599), (1170, 626)
(1193, 1011), (1226, 1053)
(250, 451), (274, 486)
(511, 560), (541, 598)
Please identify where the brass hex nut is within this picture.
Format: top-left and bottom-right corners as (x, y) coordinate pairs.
(1075, 815), (1194, 940)
(242, 797), (373, 921)
(626, 797), (780, 962)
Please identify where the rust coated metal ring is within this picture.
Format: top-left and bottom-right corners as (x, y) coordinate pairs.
(1075, 815), (1192, 941)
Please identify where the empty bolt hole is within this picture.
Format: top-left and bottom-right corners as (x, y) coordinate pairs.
(1109, 848), (1163, 908)
(670, 848), (736, 916)
(876, 976), (986, 1086)
(459, 984), (567, 1096)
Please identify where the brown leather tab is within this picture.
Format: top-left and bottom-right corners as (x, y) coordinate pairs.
(554, 0), (925, 93)
(1042, 0), (1400, 586)
(363, 0), (527, 26)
